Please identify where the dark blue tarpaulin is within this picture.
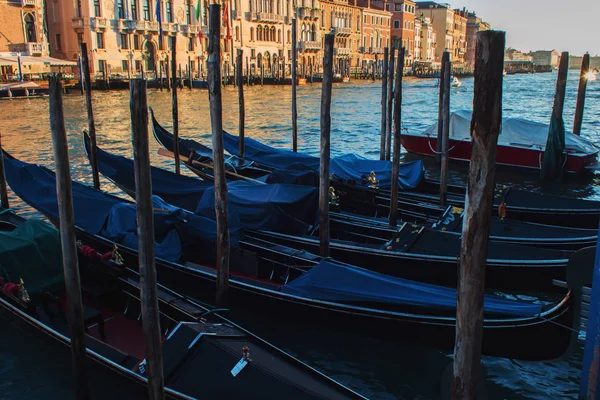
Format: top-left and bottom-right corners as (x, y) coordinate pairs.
(88, 136), (213, 212)
(265, 163), (320, 187)
(195, 180), (319, 234)
(223, 132), (425, 190)
(2, 153), (236, 262)
(280, 261), (543, 317)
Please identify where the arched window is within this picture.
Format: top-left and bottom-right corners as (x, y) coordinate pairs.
(277, 29), (281, 43)
(250, 27), (254, 41)
(271, 26), (276, 42)
(24, 13), (36, 43)
(235, 26), (240, 41)
(287, 30), (291, 43)
(257, 53), (262, 68)
(257, 25), (262, 41)
(311, 23), (316, 41)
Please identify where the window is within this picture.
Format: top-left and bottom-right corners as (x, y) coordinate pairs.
(287, 30), (291, 43)
(135, 60), (142, 71)
(188, 37), (194, 51)
(117, 0), (124, 18)
(166, 1), (172, 22)
(98, 60), (104, 72)
(122, 60), (129, 71)
(96, 32), (105, 48)
(143, 0), (150, 20)
(385, 3), (390, 10)
(133, 34), (140, 49)
(131, 0), (138, 19)
(363, 15), (366, 23)
(24, 13), (36, 42)
(55, 33), (62, 50)
(250, 27), (254, 41)
(251, 49), (255, 58)
(76, 0), (82, 17)
(77, 33), (83, 43)
(186, 1), (191, 24)
(394, 20), (399, 28)
(94, 0), (101, 16)
(236, 26), (240, 41)
(394, 4), (401, 11)
(120, 33), (128, 49)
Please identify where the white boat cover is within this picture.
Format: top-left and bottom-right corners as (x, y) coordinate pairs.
(422, 110), (598, 155)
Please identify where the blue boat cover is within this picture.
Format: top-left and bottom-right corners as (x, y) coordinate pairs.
(280, 261), (543, 317)
(195, 180), (319, 234)
(88, 137), (214, 212)
(265, 163), (320, 187)
(2, 154), (237, 262)
(222, 132), (425, 190)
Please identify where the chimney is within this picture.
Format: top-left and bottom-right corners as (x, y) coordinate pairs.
(368, 0), (371, 8)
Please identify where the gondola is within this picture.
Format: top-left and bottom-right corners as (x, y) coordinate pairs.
(81, 135), (571, 293)
(149, 109), (600, 228)
(144, 126), (599, 251)
(0, 210), (364, 399)
(0, 156), (584, 361)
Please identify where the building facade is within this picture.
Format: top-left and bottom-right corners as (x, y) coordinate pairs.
(465, 11), (489, 69)
(357, 0), (391, 69)
(384, 0), (414, 65)
(319, 0), (361, 72)
(529, 50), (560, 68)
(451, 7), (466, 69)
(415, 1), (453, 63)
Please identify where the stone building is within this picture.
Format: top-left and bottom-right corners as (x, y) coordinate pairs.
(47, 0), (206, 79)
(356, 0), (391, 69)
(413, 15), (434, 62)
(319, 0), (361, 72)
(415, 1), (453, 63)
(451, 7), (466, 69)
(465, 11), (489, 69)
(384, 0), (414, 65)
(529, 50), (560, 69)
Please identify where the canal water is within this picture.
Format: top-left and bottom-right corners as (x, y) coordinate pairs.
(1, 71), (599, 398)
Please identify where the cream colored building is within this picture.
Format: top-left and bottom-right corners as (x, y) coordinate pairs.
(452, 8), (466, 68)
(415, 2), (453, 63)
(47, 0), (206, 79)
(357, 0), (391, 70)
(319, 0), (361, 72)
(414, 15), (434, 62)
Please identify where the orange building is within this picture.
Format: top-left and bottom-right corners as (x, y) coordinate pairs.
(357, 0), (391, 70)
(385, 0), (415, 65)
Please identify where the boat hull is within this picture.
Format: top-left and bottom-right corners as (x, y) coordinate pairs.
(401, 133), (597, 174)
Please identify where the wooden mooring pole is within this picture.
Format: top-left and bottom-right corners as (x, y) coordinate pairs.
(208, 4), (230, 308)
(380, 47), (388, 161)
(80, 43), (100, 190)
(188, 56), (192, 90)
(166, 55), (171, 92)
(451, 30), (505, 400)
(319, 33), (334, 258)
(573, 52), (590, 136)
(437, 51), (450, 164)
(129, 79), (165, 400)
(48, 75), (90, 400)
(77, 55), (84, 95)
(237, 49), (245, 159)
(386, 47), (395, 161)
(439, 51), (451, 206)
(291, 18), (298, 152)
(0, 132), (9, 209)
(389, 48), (405, 227)
(171, 36), (180, 175)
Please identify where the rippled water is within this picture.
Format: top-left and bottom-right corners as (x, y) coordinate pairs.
(1, 71), (599, 399)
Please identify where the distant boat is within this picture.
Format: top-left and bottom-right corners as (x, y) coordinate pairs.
(451, 76), (461, 87)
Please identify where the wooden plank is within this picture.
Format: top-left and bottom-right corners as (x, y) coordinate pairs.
(80, 42), (100, 190)
(208, 4), (230, 308)
(291, 18), (298, 152)
(452, 30), (505, 400)
(319, 33), (335, 257)
(440, 51), (451, 206)
(380, 47), (388, 161)
(130, 79), (165, 400)
(48, 75), (90, 400)
(389, 47), (405, 227)
(573, 53), (590, 136)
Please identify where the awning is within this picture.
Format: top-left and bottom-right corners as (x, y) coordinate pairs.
(0, 56), (77, 67)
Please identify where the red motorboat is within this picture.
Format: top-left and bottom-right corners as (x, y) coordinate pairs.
(402, 110), (599, 173)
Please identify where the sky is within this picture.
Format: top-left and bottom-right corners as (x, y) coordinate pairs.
(444, 0), (600, 56)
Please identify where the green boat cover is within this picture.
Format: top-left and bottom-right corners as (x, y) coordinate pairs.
(0, 219), (64, 296)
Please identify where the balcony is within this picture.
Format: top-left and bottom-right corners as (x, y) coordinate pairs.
(21, 0), (36, 6)
(334, 47), (351, 55)
(370, 47), (384, 54)
(180, 24), (200, 35)
(90, 17), (109, 30)
(117, 19), (137, 31)
(163, 22), (178, 33)
(358, 46), (365, 53)
(253, 12), (284, 23)
(146, 21), (159, 32)
(71, 17), (84, 31)
(232, 9), (242, 20)
(297, 7), (310, 19)
(311, 9), (320, 20)
(298, 40), (321, 52)
(333, 26), (351, 37)
(27, 42), (47, 55)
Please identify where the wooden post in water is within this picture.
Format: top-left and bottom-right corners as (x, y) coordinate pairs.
(188, 56), (192, 90)
(319, 33), (334, 258)
(0, 132), (8, 209)
(208, 4), (230, 308)
(385, 47), (396, 161)
(237, 49), (245, 159)
(380, 47), (389, 160)
(436, 51), (450, 163)
(389, 48), (405, 227)
(166, 54), (171, 91)
(451, 30), (505, 400)
(573, 53), (590, 136)
(80, 42), (100, 190)
(129, 79), (165, 400)
(171, 36), (180, 175)
(291, 18), (298, 152)
(47, 75), (90, 400)
(261, 63), (264, 86)
(159, 62), (163, 91)
(77, 55), (84, 95)
(439, 52), (452, 206)
(178, 64), (182, 88)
